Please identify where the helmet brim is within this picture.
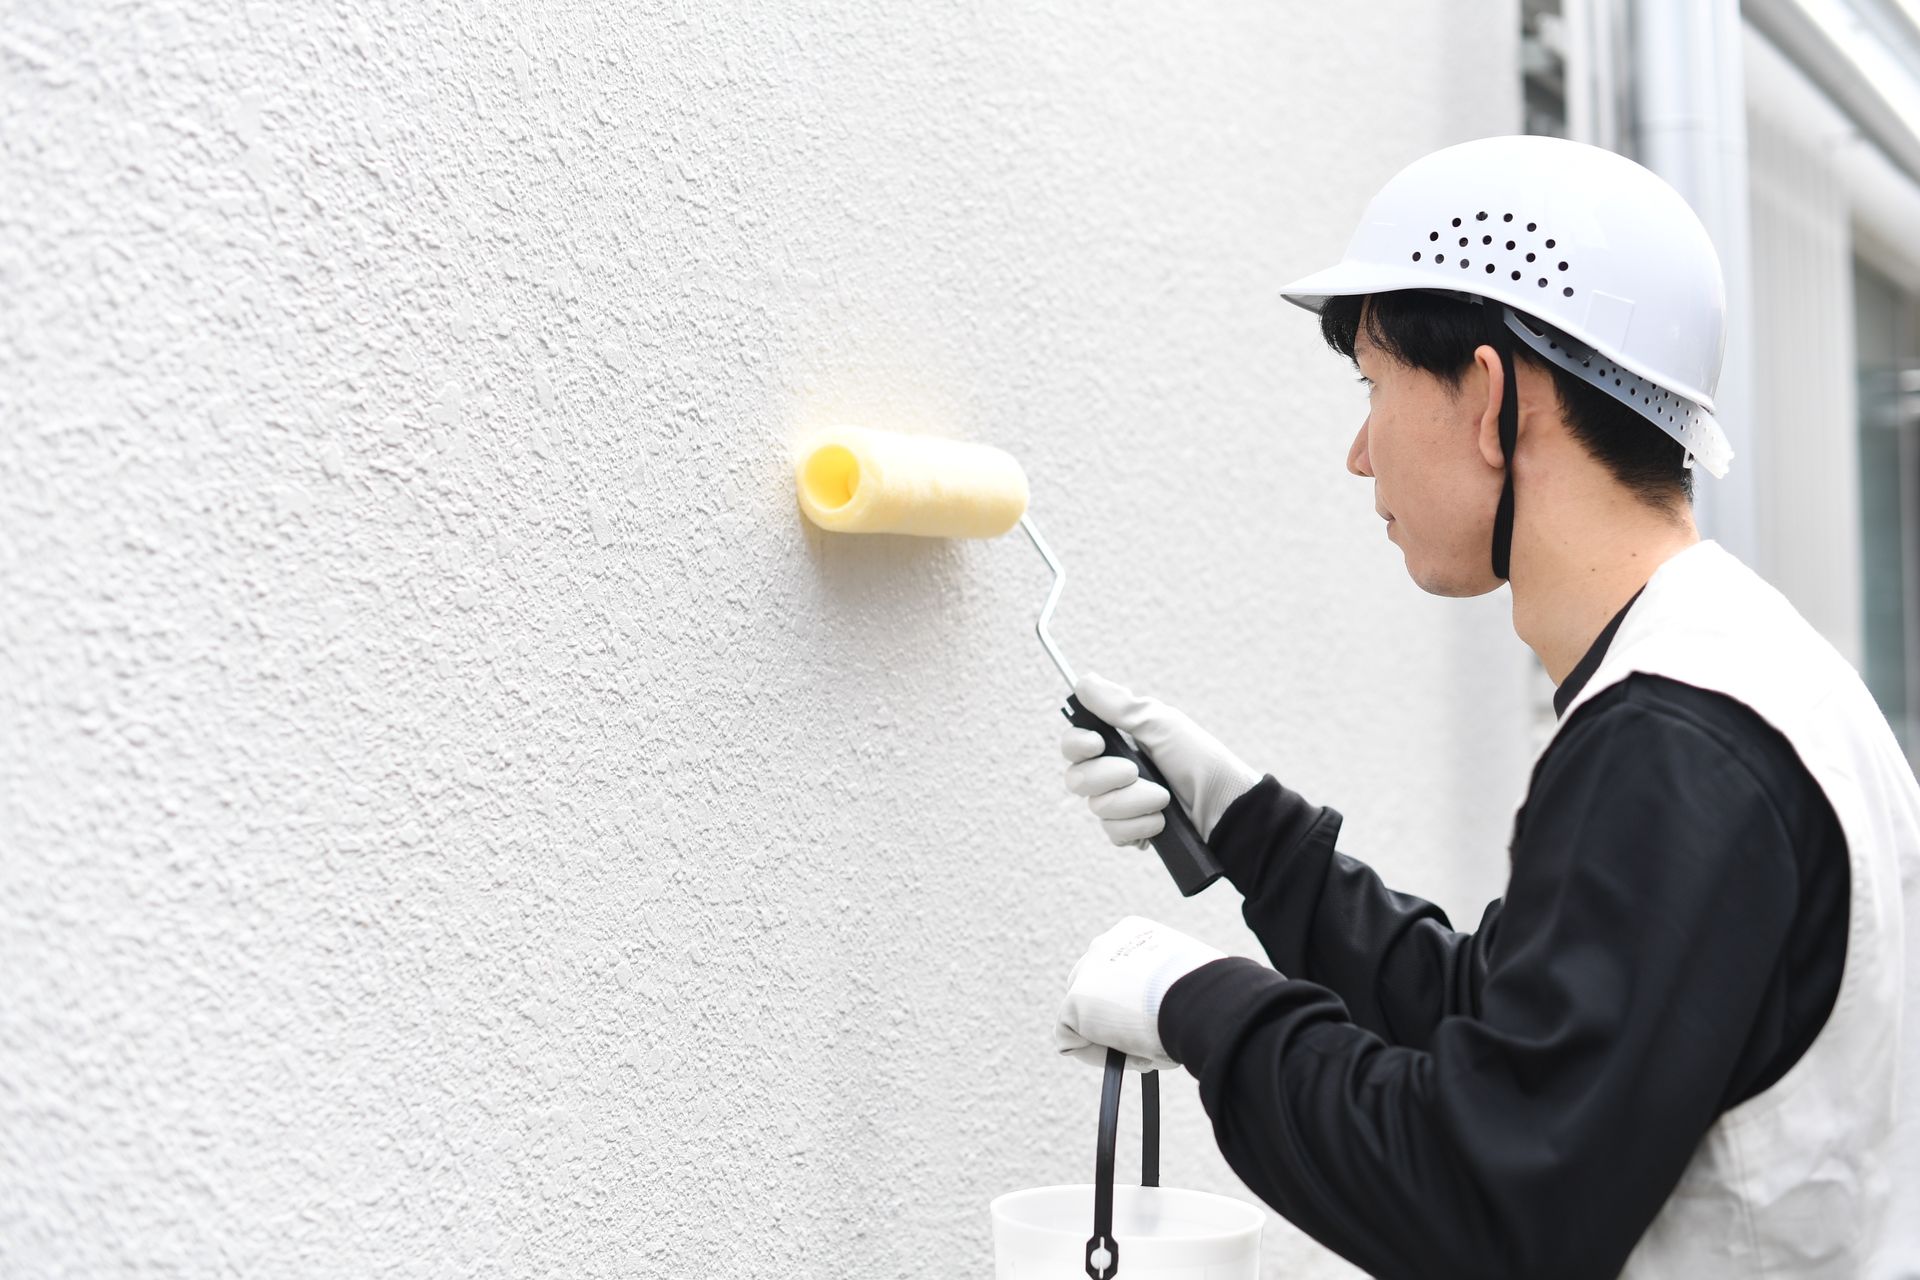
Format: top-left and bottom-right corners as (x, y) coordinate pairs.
(1276, 262), (1432, 314)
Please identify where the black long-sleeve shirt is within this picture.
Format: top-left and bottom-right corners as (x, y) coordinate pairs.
(1157, 598), (1850, 1279)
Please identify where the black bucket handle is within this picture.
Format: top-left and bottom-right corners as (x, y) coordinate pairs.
(1085, 1048), (1160, 1280)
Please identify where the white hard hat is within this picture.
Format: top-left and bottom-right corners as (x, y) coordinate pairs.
(1279, 135), (1732, 477)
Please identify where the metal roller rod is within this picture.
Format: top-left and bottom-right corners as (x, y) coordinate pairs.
(1019, 511), (1224, 896)
(1018, 513), (1076, 689)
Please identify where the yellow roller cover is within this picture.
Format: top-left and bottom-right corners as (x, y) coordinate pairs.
(794, 425), (1030, 539)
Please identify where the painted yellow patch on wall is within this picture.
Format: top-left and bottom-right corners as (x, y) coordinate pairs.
(794, 426), (1029, 539)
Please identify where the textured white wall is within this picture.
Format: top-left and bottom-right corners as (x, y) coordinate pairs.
(1, 3), (1524, 1276)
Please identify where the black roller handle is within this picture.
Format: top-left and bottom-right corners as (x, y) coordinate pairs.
(1064, 694), (1223, 897)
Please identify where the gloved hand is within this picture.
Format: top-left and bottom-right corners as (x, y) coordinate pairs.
(1054, 915), (1227, 1072)
(1061, 672), (1263, 848)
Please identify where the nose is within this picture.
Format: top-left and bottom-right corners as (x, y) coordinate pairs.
(1347, 419), (1373, 478)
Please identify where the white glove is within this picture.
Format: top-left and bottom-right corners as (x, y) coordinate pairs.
(1053, 915), (1228, 1072)
(1061, 673), (1263, 848)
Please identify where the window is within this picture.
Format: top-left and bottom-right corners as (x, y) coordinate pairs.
(1855, 259), (1920, 758)
(1522, 0), (1571, 138)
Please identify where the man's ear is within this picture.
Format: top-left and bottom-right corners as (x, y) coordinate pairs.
(1472, 343), (1506, 470)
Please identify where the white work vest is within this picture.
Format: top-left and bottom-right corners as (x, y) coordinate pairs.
(1545, 541), (1920, 1278)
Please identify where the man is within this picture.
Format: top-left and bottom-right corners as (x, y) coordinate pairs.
(1052, 136), (1920, 1278)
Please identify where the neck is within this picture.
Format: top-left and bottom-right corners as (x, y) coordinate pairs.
(1508, 491), (1700, 684)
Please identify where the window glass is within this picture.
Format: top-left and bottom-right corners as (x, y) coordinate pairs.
(1855, 259), (1920, 758)
(1522, 0), (1570, 139)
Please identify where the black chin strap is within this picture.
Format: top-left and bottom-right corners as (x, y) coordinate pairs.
(1484, 302), (1519, 582)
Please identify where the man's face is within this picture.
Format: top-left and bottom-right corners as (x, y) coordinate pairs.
(1346, 326), (1506, 598)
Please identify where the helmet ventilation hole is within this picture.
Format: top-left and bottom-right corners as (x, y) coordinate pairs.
(1412, 252), (1422, 261)
(1409, 219), (1575, 303)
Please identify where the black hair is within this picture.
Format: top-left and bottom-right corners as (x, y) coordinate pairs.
(1319, 290), (1694, 509)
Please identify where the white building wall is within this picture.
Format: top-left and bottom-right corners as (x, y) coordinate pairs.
(0, 3), (1527, 1276)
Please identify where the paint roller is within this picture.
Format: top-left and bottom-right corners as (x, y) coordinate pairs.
(794, 425), (1224, 896)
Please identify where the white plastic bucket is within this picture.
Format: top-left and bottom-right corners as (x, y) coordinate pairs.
(991, 1049), (1262, 1278)
(991, 1182), (1263, 1278)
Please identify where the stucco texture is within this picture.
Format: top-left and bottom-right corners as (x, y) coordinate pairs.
(2, 2), (1525, 1276)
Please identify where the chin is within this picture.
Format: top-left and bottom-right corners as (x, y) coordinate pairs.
(1404, 551), (1504, 599)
